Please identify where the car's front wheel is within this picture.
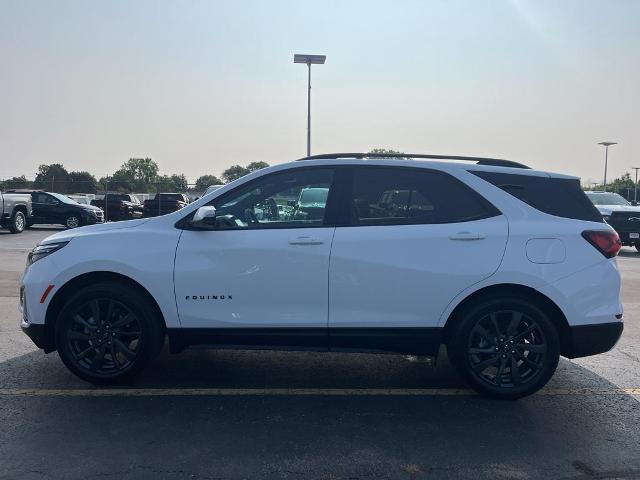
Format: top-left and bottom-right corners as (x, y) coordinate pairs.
(447, 295), (560, 399)
(55, 282), (165, 384)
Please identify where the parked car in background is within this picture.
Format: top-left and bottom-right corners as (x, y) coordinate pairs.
(203, 185), (225, 196)
(585, 191), (640, 251)
(91, 193), (143, 221)
(143, 193), (190, 217)
(67, 194), (94, 206)
(6, 190), (104, 229)
(21, 153), (623, 399)
(0, 190), (32, 233)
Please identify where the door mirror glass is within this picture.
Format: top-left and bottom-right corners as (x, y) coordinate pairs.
(190, 206), (217, 229)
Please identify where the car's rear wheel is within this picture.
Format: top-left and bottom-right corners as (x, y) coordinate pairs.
(65, 214), (81, 229)
(447, 295), (560, 399)
(8, 210), (26, 233)
(55, 282), (164, 384)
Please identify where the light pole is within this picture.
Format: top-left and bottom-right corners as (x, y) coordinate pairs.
(598, 141), (617, 191)
(633, 167), (640, 203)
(294, 54), (326, 157)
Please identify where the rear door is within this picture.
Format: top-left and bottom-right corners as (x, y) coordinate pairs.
(31, 193), (60, 224)
(328, 166), (508, 350)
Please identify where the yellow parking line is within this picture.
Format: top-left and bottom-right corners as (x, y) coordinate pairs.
(0, 387), (638, 397)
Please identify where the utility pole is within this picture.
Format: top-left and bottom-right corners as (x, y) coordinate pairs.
(294, 54), (326, 157)
(598, 141), (618, 191)
(633, 167), (640, 203)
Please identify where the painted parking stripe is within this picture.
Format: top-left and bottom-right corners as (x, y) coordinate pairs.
(0, 388), (638, 397)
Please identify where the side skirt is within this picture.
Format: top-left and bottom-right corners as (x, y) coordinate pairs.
(167, 327), (443, 356)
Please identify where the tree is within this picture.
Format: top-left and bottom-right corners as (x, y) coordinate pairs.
(113, 158), (159, 192)
(33, 163), (70, 193)
(195, 174), (223, 191)
(156, 174), (188, 192)
(368, 148), (405, 159)
(2, 175), (32, 190)
(68, 171), (98, 193)
(246, 161), (269, 173)
(222, 165), (249, 183)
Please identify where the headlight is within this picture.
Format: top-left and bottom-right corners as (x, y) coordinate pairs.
(27, 241), (69, 266)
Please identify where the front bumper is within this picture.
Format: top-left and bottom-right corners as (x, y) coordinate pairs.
(21, 322), (50, 350)
(562, 321), (623, 358)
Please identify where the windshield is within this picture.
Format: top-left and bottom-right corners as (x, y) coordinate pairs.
(49, 192), (80, 205)
(585, 192), (631, 206)
(299, 188), (329, 204)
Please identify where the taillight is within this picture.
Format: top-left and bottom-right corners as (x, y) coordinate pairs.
(582, 230), (621, 258)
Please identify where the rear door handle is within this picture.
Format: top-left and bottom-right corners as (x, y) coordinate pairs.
(449, 232), (486, 241)
(289, 235), (324, 245)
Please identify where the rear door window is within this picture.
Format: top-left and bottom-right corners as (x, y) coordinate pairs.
(471, 171), (603, 222)
(349, 167), (499, 226)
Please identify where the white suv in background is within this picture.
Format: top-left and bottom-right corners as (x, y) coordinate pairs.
(20, 153), (623, 399)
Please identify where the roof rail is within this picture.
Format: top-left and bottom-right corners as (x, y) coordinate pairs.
(295, 152), (530, 169)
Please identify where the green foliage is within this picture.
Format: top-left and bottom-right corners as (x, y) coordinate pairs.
(195, 174), (223, 191)
(68, 171), (98, 194)
(246, 161), (269, 173)
(2, 175), (33, 190)
(222, 165), (250, 183)
(34, 163), (70, 192)
(222, 161), (270, 183)
(368, 148), (405, 159)
(111, 158), (160, 192)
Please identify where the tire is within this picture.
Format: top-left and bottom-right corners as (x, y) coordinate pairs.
(65, 214), (81, 229)
(55, 282), (165, 384)
(8, 210), (26, 233)
(447, 295), (560, 400)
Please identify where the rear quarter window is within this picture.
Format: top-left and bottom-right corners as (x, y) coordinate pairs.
(471, 171), (603, 222)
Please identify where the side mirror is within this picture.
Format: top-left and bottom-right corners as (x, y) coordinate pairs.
(287, 200), (297, 207)
(190, 206), (217, 229)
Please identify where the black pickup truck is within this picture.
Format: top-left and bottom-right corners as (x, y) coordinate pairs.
(143, 193), (189, 217)
(91, 193), (143, 221)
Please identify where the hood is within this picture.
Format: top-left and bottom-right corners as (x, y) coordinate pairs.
(81, 205), (102, 212)
(41, 218), (151, 244)
(595, 204), (640, 216)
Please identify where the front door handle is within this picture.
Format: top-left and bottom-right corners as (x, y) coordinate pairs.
(449, 232), (486, 241)
(289, 235), (324, 245)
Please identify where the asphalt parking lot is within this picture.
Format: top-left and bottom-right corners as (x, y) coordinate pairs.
(1, 227), (639, 479)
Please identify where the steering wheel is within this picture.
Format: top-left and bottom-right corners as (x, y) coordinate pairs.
(244, 208), (259, 225)
(266, 198), (279, 220)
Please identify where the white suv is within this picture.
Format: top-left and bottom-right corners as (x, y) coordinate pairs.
(19, 153), (624, 399)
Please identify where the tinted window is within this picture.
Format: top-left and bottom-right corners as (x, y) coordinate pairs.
(33, 193), (56, 204)
(350, 167), (498, 225)
(472, 171), (603, 222)
(208, 168), (335, 229)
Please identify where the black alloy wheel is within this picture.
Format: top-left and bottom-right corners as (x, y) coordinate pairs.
(448, 296), (560, 399)
(56, 282), (164, 384)
(64, 298), (142, 376)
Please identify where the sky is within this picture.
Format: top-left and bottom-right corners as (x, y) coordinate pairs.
(1, 0), (639, 184)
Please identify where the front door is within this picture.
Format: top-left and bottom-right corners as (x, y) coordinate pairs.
(328, 166), (508, 353)
(174, 167), (338, 348)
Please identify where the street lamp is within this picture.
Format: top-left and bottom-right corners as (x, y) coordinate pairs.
(598, 141), (617, 191)
(632, 167), (640, 203)
(294, 54), (326, 157)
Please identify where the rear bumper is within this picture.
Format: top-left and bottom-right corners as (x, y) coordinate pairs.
(562, 321), (623, 358)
